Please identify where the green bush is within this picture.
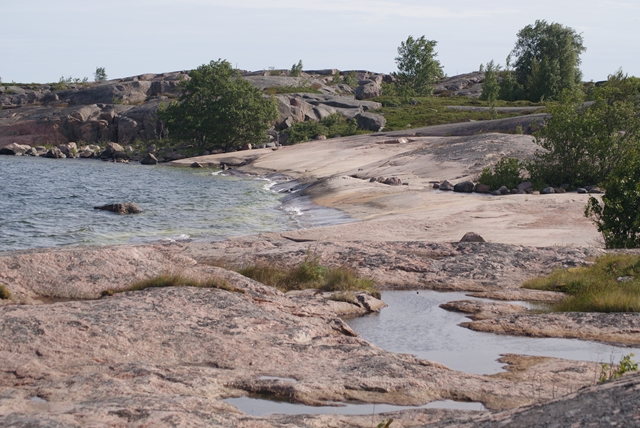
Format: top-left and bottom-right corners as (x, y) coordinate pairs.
(528, 71), (640, 188)
(290, 60), (303, 77)
(285, 113), (360, 143)
(478, 157), (524, 190)
(586, 153), (640, 248)
(600, 353), (638, 382)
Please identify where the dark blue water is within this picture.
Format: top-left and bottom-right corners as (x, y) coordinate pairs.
(0, 156), (341, 252)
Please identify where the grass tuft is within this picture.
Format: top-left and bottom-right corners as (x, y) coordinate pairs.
(0, 284), (11, 300)
(523, 254), (640, 312)
(101, 273), (243, 297)
(237, 253), (379, 297)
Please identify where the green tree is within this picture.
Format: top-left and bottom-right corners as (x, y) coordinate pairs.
(94, 67), (107, 82)
(510, 20), (585, 101)
(393, 35), (444, 97)
(159, 59), (278, 152)
(528, 71), (640, 187)
(480, 60), (501, 117)
(290, 60), (303, 77)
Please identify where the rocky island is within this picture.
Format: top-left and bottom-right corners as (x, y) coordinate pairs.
(1, 69), (639, 427)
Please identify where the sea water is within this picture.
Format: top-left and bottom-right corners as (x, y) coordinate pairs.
(0, 156), (348, 252)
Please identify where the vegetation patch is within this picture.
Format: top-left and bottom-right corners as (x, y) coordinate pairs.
(237, 253), (379, 297)
(263, 85), (322, 95)
(285, 113), (368, 143)
(0, 284), (11, 300)
(101, 273), (243, 297)
(523, 254), (640, 312)
(374, 96), (543, 131)
(600, 353), (638, 383)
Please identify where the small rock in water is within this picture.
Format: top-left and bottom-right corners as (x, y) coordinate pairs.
(94, 203), (142, 215)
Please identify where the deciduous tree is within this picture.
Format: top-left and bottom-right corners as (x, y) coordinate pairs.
(159, 60), (277, 152)
(510, 20), (585, 101)
(393, 35), (444, 97)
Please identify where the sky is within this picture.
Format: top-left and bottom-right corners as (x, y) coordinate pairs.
(1, 0), (639, 84)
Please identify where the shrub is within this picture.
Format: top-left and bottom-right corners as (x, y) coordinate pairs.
(290, 60), (303, 77)
(528, 71), (640, 188)
(600, 353), (638, 382)
(94, 67), (107, 82)
(285, 113), (360, 143)
(523, 254), (640, 312)
(586, 153), (640, 248)
(344, 71), (358, 88)
(478, 157), (524, 190)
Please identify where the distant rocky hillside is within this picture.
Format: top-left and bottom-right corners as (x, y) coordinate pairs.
(0, 69), (485, 150)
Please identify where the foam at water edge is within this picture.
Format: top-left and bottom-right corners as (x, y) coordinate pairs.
(284, 207), (304, 216)
(160, 234), (191, 243)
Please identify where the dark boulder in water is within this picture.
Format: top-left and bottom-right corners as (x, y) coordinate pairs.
(94, 202), (142, 214)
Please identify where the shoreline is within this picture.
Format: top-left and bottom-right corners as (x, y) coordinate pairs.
(3, 131), (639, 427)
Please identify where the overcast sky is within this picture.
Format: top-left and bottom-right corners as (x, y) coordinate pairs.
(2, 0), (638, 83)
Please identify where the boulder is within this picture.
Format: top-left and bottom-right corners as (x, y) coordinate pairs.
(517, 181), (532, 192)
(498, 186), (510, 195)
(100, 142), (126, 160)
(44, 147), (66, 159)
(24, 147), (40, 156)
(474, 183), (490, 194)
(439, 180), (454, 191)
(577, 188), (587, 194)
(190, 162), (203, 168)
(94, 202), (142, 214)
(355, 82), (382, 100)
(459, 232), (486, 243)
(432, 182), (440, 189)
(354, 112), (386, 132)
(541, 187), (555, 195)
(453, 181), (474, 193)
(79, 148), (95, 158)
(554, 187), (566, 194)
(58, 142), (78, 158)
(0, 143), (31, 156)
(384, 177), (403, 186)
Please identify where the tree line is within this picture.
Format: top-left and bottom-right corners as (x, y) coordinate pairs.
(157, 20), (640, 248)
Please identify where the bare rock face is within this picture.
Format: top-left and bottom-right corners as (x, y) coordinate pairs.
(440, 300), (528, 320)
(93, 202), (142, 214)
(428, 372), (640, 427)
(462, 312), (640, 346)
(0, 266), (552, 426)
(355, 82), (382, 100)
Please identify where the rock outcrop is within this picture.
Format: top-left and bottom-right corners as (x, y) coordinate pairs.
(93, 202), (142, 214)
